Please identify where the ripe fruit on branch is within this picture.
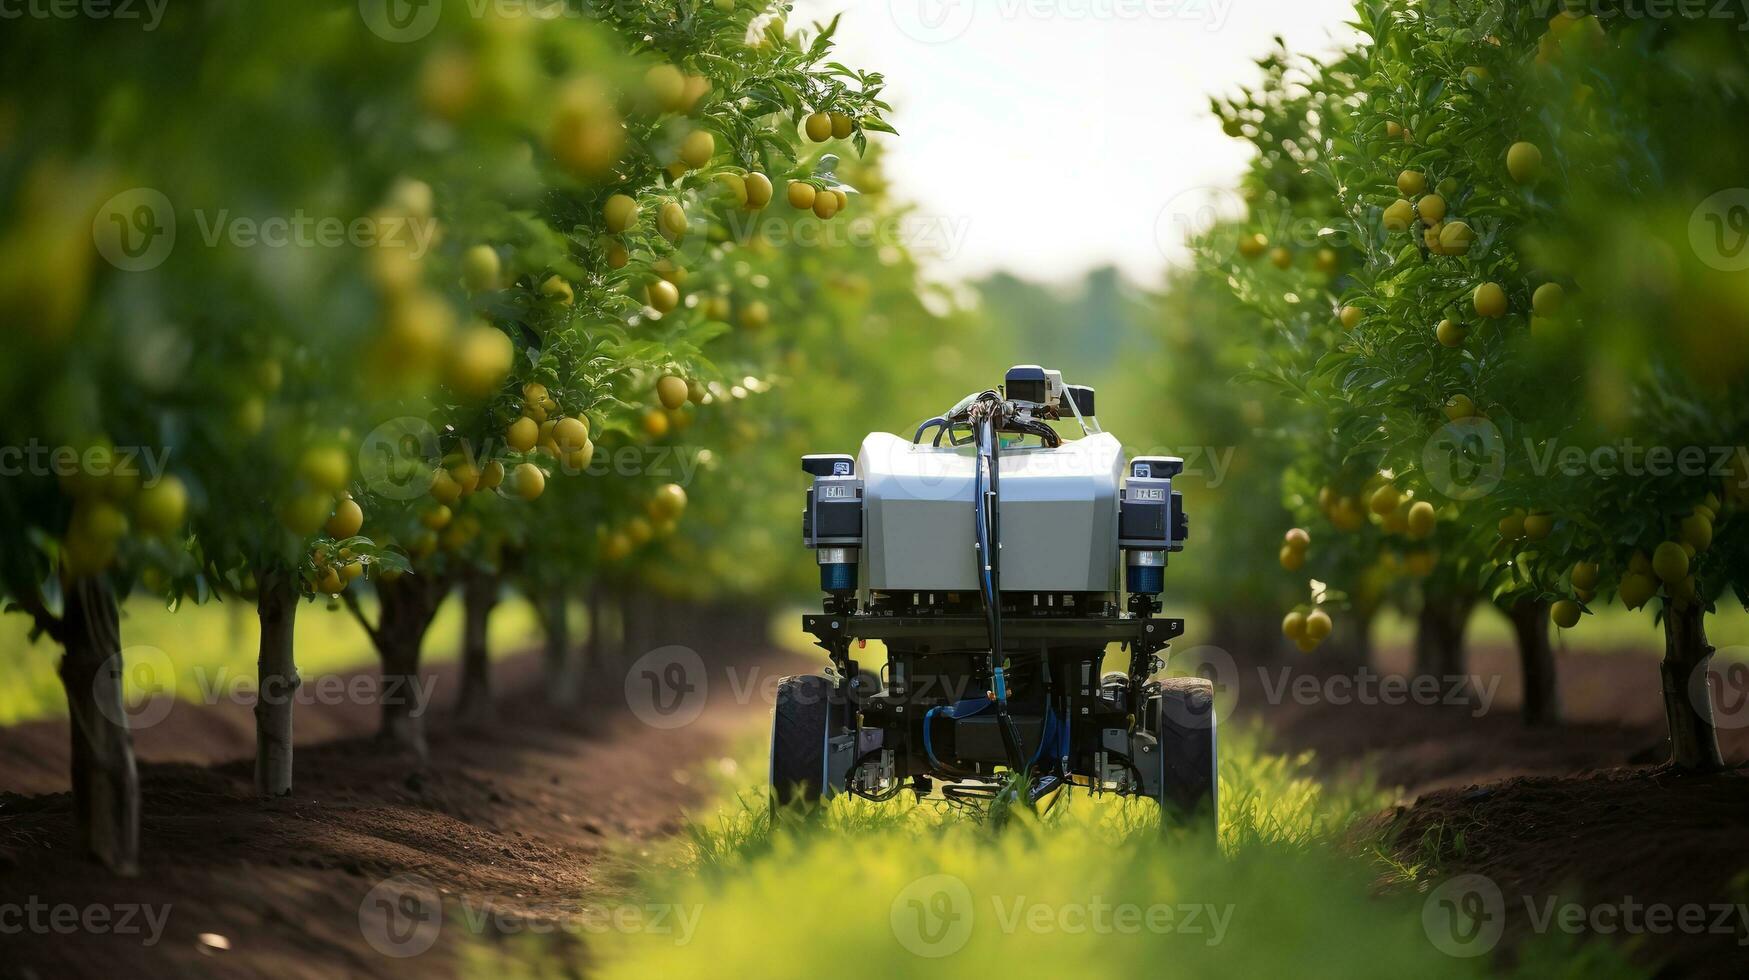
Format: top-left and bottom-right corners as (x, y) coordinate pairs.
(1473, 282), (1507, 318)
(1383, 199), (1414, 232)
(1443, 394), (1476, 421)
(1406, 501), (1436, 539)
(604, 194), (638, 234)
(135, 476), (188, 536)
(679, 129), (715, 169)
(1304, 607), (1332, 641)
(804, 111), (832, 142)
(1532, 282), (1565, 317)
(1436, 319), (1467, 348)
(553, 416), (589, 453)
(1552, 599), (1581, 629)
(507, 417), (538, 453)
(647, 279), (680, 313)
(511, 462), (545, 501)
(1397, 170), (1427, 197)
(1618, 572), (1656, 610)
(1507, 142), (1542, 184)
(1523, 513), (1553, 541)
(657, 375), (689, 411)
(787, 181), (817, 210)
(1652, 541), (1689, 584)
(657, 201), (687, 242)
(1438, 221), (1475, 255)
(1571, 562), (1599, 591)
(1339, 306), (1362, 330)
(1282, 610), (1308, 641)
(744, 172), (773, 209)
(541, 275), (574, 306)
(648, 483), (688, 522)
(462, 245), (501, 292)
(325, 498), (363, 539)
(1417, 194), (1447, 224)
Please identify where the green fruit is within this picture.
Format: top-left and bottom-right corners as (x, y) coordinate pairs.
(1473, 282), (1508, 318)
(1532, 282), (1565, 317)
(1680, 513), (1714, 552)
(1436, 319), (1467, 348)
(1507, 141), (1543, 184)
(461, 244), (500, 292)
(134, 476), (188, 536)
(1407, 500), (1436, 539)
(1397, 170), (1427, 197)
(1571, 561), (1599, 591)
(1652, 541), (1689, 585)
(604, 194), (639, 233)
(1551, 599), (1581, 629)
(1618, 572), (1656, 610)
(803, 111), (832, 142)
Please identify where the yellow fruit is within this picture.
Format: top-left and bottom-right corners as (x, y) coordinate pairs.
(429, 468), (462, 505)
(1279, 545), (1305, 571)
(461, 244), (500, 292)
(541, 275), (574, 305)
(1499, 512), (1525, 540)
(1370, 484), (1401, 517)
(1397, 170), (1427, 197)
(316, 567), (344, 595)
(280, 492), (331, 537)
(1294, 635), (1321, 654)
(134, 476), (188, 536)
(547, 78), (624, 177)
(325, 498), (364, 539)
(649, 483), (688, 522)
(507, 416), (538, 452)
(740, 300), (770, 331)
(715, 173), (748, 208)
(646, 279), (681, 313)
(561, 440), (595, 473)
(1438, 221), (1475, 255)
(1238, 233), (1268, 259)
(1407, 501), (1436, 539)
(1523, 512), (1553, 540)
(645, 64), (687, 112)
(1571, 562), (1599, 591)
(657, 375), (689, 411)
(657, 200), (687, 242)
(1315, 248), (1339, 275)
(299, 447), (350, 493)
(448, 321), (514, 400)
(1436, 319), (1467, 348)
(1385, 121), (1403, 139)
(1417, 194), (1447, 224)
(1618, 572), (1655, 610)
(1507, 142), (1542, 184)
(1629, 550), (1653, 574)
(1576, 587), (1595, 604)
(1304, 607), (1333, 641)
(341, 561), (364, 582)
(1405, 550), (1438, 577)
(811, 192), (838, 220)
(604, 194), (639, 233)
(511, 462), (546, 500)
(1532, 282), (1565, 317)
(787, 181), (817, 210)
(642, 409), (670, 439)
(1443, 394), (1476, 421)
(1339, 305), (1363, 330)
(1282, 611), (1308, 641)
(679, 129), (715, 169)
(1551, 599), (1581, 629)
(744, 172), (773, 209)
(1284, 527), (1310, 550)
(1680, 513), (1714, 552)
(831, 189), (849, 213)
(681, 73), (711, 111)
(605, 241), (629, 269)
(601, 532), (633, 561)
(829, 111), (853, 140)
(553, 415), (590, 452)
(1652, 541), (1689, 584)
(1473, 282), (1508, 318)
(479, 460), (505, 491)
(804, 111), (832, 142)
(1382, 199), (1415, 233)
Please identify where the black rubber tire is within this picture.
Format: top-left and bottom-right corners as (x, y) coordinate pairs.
(1149, 676), (1219, 830)
(769, 674), (837, 809)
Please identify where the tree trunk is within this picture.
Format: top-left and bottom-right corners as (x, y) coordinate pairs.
(58, 576), (139, 874)
(1662, 599), (1724, 771)
(254, 567), (300, 797)
(1507, 599), (1559, 727)
(374, 572), (448, 759)
(539, 588), (577, 707)
(455, 571), (498, 727)
(1414, 593), (1472, 681)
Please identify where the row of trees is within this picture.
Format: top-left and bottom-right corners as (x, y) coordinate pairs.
(1142, 0), (1748, 764)
(0, 0), (974, 874)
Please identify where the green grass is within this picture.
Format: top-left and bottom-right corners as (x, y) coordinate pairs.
(0, 591), (547, 725)
(464, 721), (1644, 979)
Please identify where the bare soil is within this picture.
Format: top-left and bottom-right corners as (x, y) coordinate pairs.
(0, 644), (812, 979)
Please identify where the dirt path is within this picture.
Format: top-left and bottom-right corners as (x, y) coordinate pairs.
(0, 645), (813, 979)
(1244, 641), (1749, 978)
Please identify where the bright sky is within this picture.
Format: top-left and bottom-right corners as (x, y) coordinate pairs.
(789, 0), (1359, 284)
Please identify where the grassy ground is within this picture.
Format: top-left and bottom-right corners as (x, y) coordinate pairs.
(465, 717), (1641, 978)
(0, 591), (546, 726)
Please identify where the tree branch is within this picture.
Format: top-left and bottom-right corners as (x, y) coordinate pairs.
(339, 588), (381, 647)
